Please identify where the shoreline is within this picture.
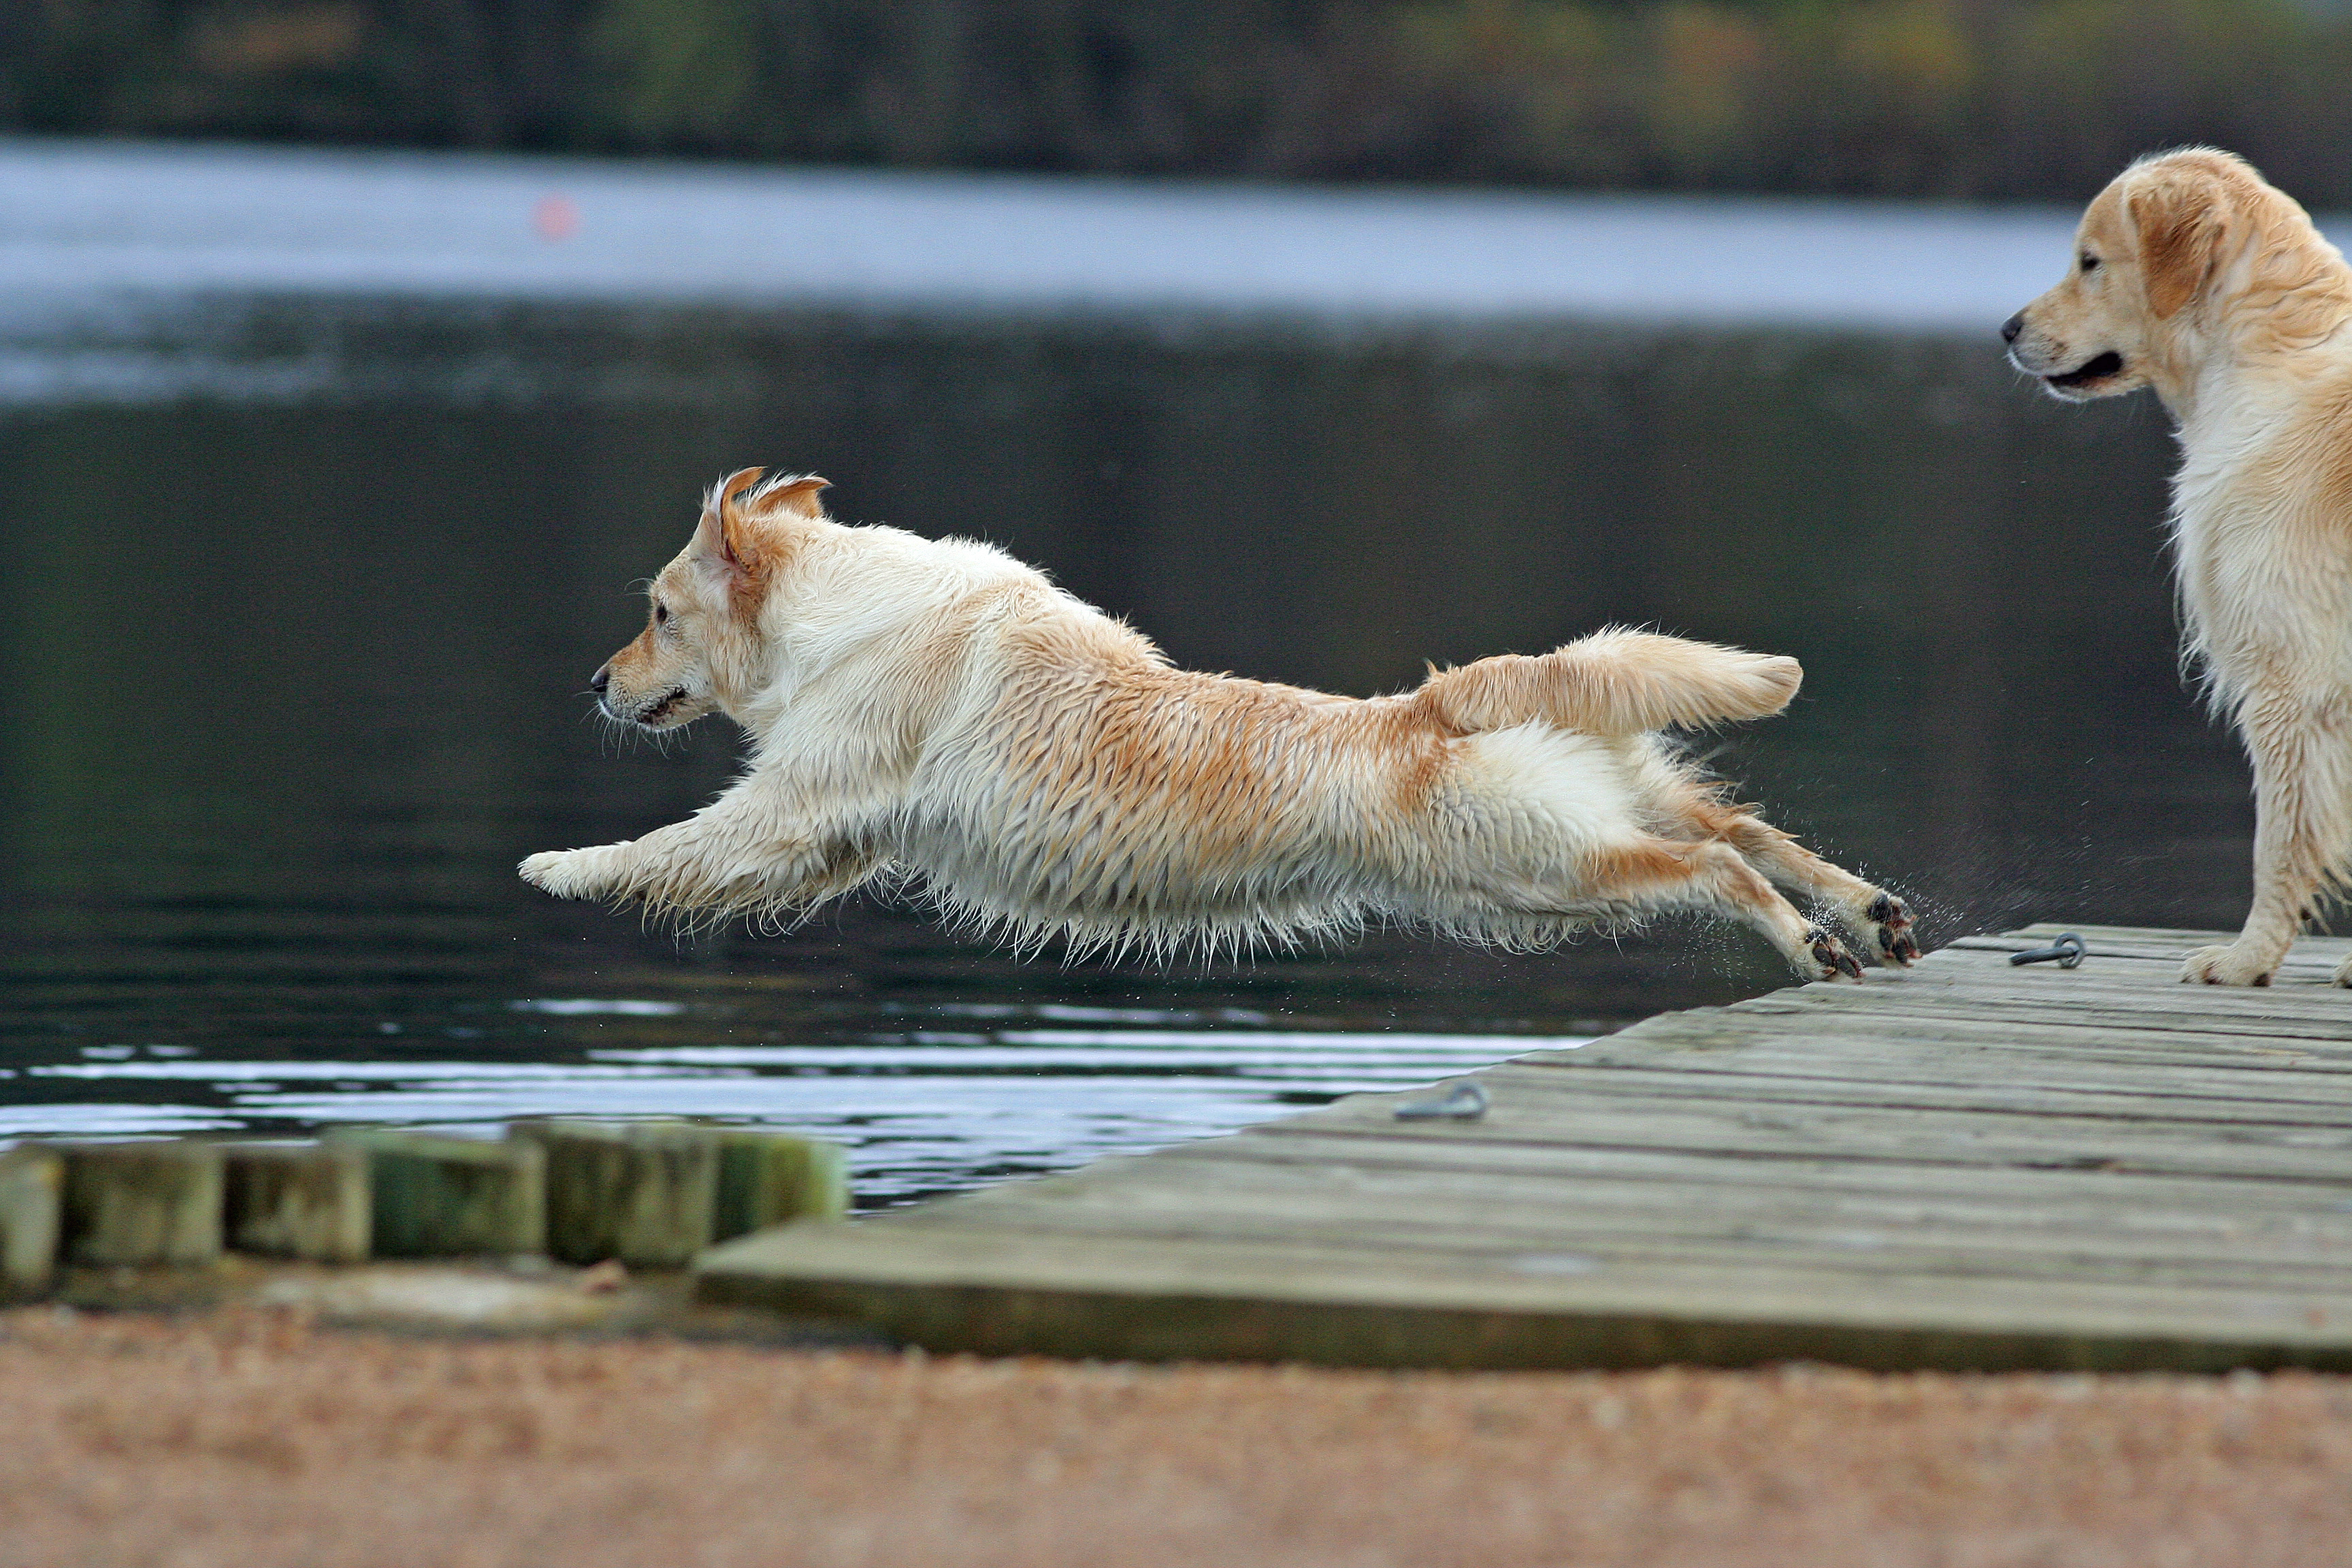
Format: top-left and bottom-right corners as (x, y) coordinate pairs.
(4, 1303), (2346, 1567)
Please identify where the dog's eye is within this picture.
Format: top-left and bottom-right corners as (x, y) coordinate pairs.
(653, 602), (669, 626)
(2079, 253), (2100, 274)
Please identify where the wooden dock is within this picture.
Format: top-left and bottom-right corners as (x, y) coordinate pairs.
(697, 926), (2352, 1372)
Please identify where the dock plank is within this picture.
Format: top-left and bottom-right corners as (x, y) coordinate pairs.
(698, 926), (2352, 1371)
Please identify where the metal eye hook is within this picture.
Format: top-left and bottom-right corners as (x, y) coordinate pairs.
(2010, 932), (2086, 969)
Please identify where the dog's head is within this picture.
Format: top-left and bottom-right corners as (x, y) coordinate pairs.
(2005, 148), (2334, 404)
(591, 467), (829, 730)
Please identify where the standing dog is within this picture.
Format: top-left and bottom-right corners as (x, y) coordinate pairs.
(521, 469), (1918, 979)
(2006, 148), (2352, 985)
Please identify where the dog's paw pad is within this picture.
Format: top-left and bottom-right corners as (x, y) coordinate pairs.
(1859, 892), (1920, 966)
(1806, 926), (1865, 981)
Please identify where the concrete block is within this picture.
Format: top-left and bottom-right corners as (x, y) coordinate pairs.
(331, 1130), (544, 1258)
(54, 1141), (224, 1267)
(223, 1142), (371, 1262)
(1, 1146), (63, 1297)
(518, 1121), (720, 1267)
(713, 1130), (849, 1240)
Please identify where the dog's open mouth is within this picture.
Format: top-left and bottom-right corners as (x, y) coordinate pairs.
(2046, 350), (2123, 389)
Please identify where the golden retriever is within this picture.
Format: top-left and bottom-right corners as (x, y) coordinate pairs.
(2006, 148), (2352, 985)
(519, 469), (1919, 979)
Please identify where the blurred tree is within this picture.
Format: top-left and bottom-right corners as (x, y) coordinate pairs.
(6, 0), (2352, 202)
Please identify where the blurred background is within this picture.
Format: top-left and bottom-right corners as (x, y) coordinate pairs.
(0, 0), (2308, 1200)
(12, 0), (2352, 201)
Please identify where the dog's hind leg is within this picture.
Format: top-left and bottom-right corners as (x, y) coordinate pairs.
(1676, 796), (1920, 966)
(1580, 837), (1867, 981)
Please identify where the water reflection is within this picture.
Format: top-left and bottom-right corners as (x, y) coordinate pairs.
(14, 1010), (1577, 1204)
(0, 297), (2242, 1199)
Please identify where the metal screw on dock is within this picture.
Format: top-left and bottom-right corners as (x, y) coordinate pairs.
(221, 1142), (371, 1264)
(1393, 1080), (1491, 1121)
(0, 1146), (63, 1297)
(50, 1141), (225, 1267)
(328, 1129), (546, 1258)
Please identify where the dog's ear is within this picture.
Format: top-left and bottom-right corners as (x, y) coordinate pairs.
(753, 475), (830, 521)
(694, 467), (767, 576)
(2129, 172), (2229, 320)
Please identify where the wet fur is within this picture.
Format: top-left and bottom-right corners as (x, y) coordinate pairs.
(2007, 148), (2352, 985)
(521, 470), (1917, 979)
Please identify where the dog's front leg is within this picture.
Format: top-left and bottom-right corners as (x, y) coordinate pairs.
(2186, 689), (2352, 985)
(520, 777), (870, 918)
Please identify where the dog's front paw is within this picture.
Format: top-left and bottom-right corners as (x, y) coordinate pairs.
(2335, 953), (2352, 989)
(2181, 943), (2278, 987)
(1853, 890), (1921, 967)
(520, 848), (604, 900)
(1799, 926), (1866, 982)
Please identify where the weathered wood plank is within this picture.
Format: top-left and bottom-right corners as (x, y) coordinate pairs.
(1569, 1011), (2352, 1076)
(856, 1197), (2352, 1298)
(1280, 1083), (2352, 1183)
(1190, 1128), (2352, 1222)
(699, 1224), (2352, 1372)
(1502, 1058), (2352, 1122)
(1728, 987), (2352, 1042)
(919, 1152), (2352, 1279)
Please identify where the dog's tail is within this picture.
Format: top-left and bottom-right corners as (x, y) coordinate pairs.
(1415, 628), (1801, 737)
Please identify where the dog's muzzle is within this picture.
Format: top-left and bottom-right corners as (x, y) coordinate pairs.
(606, 687), (691, 727)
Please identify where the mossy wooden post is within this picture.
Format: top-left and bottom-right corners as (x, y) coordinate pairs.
(520, 1122), (720, 1268)
(223, 1143), (370, 1262)
(54, 1141), (223, 1267)
(1, 1146), (63, 1297)
(331, 1131), (544, 1258)
(713, 1131), (849, 1241)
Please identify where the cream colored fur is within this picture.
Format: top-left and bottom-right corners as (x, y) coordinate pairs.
(2007, 148), (2352, 986)
(520, 470), (1918, 978)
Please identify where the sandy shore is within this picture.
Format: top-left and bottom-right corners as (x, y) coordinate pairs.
(2, 1307), (2348, 1567)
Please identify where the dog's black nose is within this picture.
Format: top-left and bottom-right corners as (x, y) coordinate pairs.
(2000, 312), (2025, 344)
(589, 664), (610, 694)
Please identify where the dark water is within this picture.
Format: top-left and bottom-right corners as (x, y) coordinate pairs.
(0, 300), (2240, 1203)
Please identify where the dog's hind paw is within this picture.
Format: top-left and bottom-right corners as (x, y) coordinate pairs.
(1802, 926), (1867, 981)
(1862, 891), (1921, 966)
